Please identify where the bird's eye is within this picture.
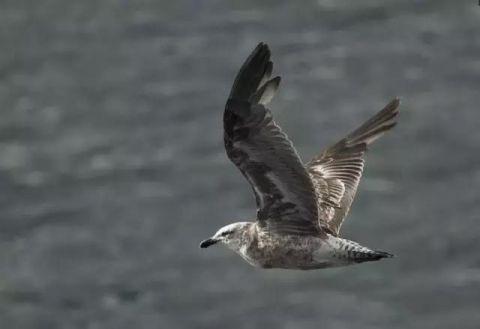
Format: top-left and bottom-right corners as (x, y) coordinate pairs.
(221, 230), (232, 237)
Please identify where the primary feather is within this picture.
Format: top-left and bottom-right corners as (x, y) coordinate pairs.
(224, 43), (320, 236)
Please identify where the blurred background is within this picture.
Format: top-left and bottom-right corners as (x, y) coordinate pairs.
(0, 0), (479, 328)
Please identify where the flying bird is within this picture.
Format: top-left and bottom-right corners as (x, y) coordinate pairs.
(200, 43), (400, 270)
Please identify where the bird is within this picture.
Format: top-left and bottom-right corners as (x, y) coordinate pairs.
(200, 42), (400, 270)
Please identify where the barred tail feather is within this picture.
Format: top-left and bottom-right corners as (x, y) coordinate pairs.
(333, 237), (394, 264)
(351, 249), (394, 263)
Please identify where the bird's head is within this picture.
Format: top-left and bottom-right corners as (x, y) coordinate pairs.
(200, 222), (251, 250)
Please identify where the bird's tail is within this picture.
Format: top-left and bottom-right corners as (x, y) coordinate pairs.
(349, 249), (394, 263)
(334, 238), (394, 263)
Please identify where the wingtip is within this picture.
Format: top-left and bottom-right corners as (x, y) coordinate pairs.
(252, 42), (270, 57)
(388, 97), (401, 111)
(375, 250), (395, 258)
(243, 42), (271, 68)
(228, 42), (274, 101)
(257, 41), (269, 48)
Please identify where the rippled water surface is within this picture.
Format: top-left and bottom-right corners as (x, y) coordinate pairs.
(0, 1), (479, 328)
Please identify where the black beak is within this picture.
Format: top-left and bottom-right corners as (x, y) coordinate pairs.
(200, 238), (218, 248)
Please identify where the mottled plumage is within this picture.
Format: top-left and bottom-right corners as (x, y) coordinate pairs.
(200, 43), (399, 270)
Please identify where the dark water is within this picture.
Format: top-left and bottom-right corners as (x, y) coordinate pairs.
(0, 1), (479, 328)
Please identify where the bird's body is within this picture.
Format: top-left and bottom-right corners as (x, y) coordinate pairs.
(200, 43), (400, 270)
(217, 222), (392, 270)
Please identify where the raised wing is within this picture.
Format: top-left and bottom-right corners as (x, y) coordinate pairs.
(224, 43), (320, 236)
(308, 98), (400, 236)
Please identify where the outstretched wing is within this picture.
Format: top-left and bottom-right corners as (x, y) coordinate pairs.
(307, 99), (400, 236)
(224, 43), (320, 236)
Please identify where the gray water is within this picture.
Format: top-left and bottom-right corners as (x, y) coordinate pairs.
(0, 1), (479, 328)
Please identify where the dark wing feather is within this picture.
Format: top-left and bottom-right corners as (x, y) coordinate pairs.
(307, 98), (400, 236)
(224, 43), (320, 236)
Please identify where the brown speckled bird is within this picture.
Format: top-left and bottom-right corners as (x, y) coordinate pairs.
(200, 43), (399, 270)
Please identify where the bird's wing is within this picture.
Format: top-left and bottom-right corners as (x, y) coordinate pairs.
(307, 98), (400, 236)
(224, 43), (320, 236)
